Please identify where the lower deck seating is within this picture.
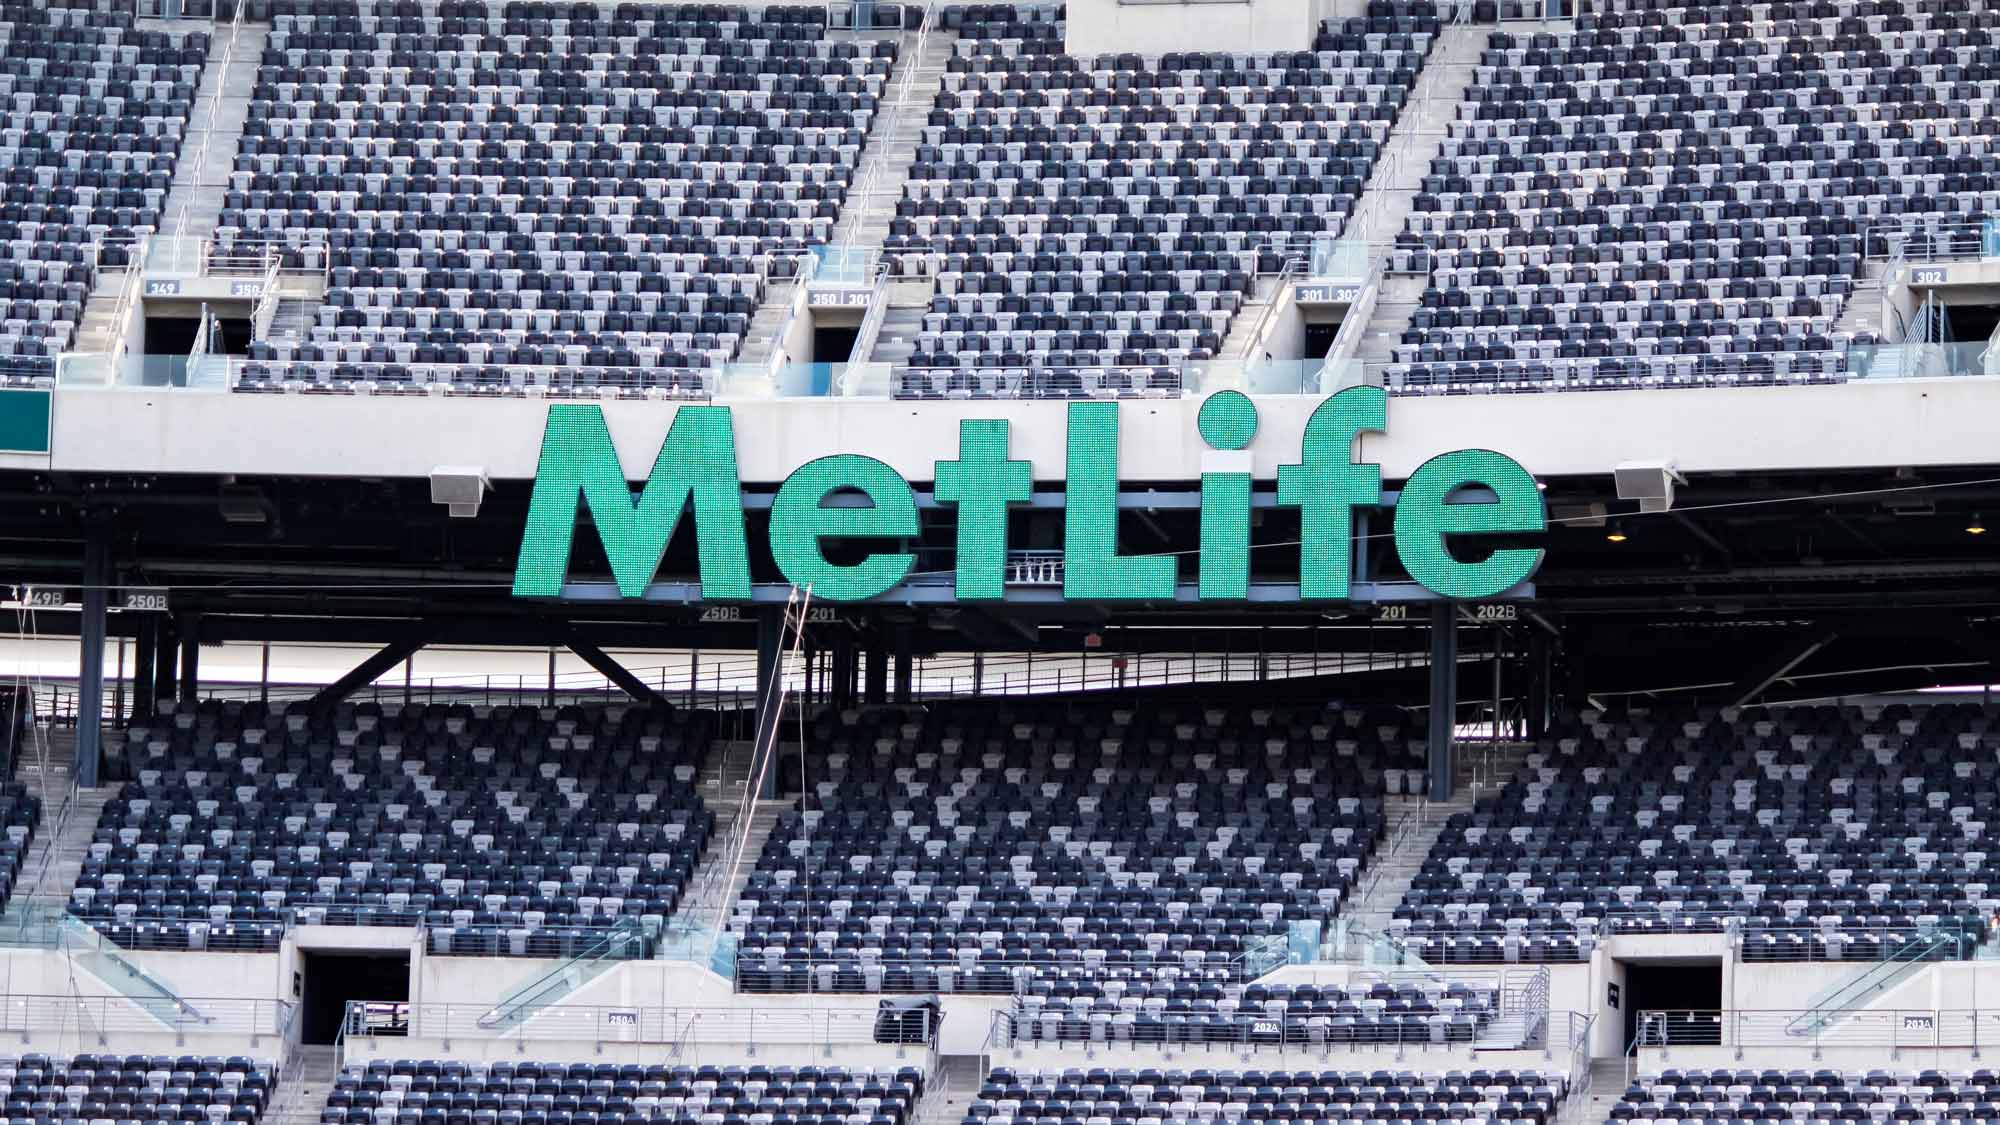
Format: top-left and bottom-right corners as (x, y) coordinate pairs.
(0, 1054), (273, 1125)
(71, 699), (713, 955)
(966, 1067), (1565, 1125)
(320, 1062), (925, 1125)
(1007, 976), (1504, 1047)
(1393, 701), (2000, 963)
(735, 702), (1413, 993)
(1615, 1068), (2000, 1124)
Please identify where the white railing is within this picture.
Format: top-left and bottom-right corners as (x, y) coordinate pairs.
(0, 994), (292, 1039)
(353, 1002), (891, 1047)
(1321, 256), (1387, 389)
(108, 234), (152, 377)
(1636, 1008), (2000, 1052)
(845, 264), (897, 371)
(250, 250), (285, 338)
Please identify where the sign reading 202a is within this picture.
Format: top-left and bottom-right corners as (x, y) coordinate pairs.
(510, 389), (1547, 604)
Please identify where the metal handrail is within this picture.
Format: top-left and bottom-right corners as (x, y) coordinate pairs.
(106, 235), (152, 378)
(832, 2), (939, 251)
(354, 999), (898, 1047)
(0, 993), (289, 1038)
(170, 0), (246, 254)
(1636, 1007), (2000, 1051)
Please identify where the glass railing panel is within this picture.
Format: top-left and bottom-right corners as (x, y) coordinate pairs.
(1308, 238), (1373, 283)
(1787, 924), (1963, 1036)
(57, 916), (205, 1028)
(1848, 341), (2000, 380)
(476, 918), (650, 1031)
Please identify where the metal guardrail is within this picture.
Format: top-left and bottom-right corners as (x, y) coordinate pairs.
(989, 1005), (1589, 1057)
(0, 994), (291, 1039)
(1382, 916), (1983, 965)
(736, 940), (1293, 996)
(344, 1000), (904, 1048)
(31, 646), (1437, 726)
(52, 908), (665, 960)
(1635, 1008), (2000, 1052)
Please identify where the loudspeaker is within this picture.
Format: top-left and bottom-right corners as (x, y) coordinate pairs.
(430, 466), (489, 518)
(1614, 460), (1683, 514)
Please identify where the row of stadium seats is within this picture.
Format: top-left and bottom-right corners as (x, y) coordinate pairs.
(1005, 976), (1508, 1047)
(963, 1067), (1566, 1125)
(319, 1063), (925, 1125)
(68, 699), (713, 954)
(1616, 1069), (2000, 1125)
(0, 1054), (273, 1125)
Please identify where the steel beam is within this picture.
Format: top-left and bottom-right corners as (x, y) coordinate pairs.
(565, 640), (667, 708)
(307, 638), (427, 709)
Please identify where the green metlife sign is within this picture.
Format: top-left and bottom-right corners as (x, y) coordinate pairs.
(512, 388), (1547, 603)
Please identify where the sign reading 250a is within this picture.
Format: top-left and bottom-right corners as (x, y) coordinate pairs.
(511, 389), (1546, 603)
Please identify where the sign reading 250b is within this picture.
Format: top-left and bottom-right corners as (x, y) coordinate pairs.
(511, 390), (1547, 603)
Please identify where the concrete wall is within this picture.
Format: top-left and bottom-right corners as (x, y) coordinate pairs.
(987, 1041), (1574, 1078)
(54, 376), (2000, 485)
(1065, 0), (1319, 57)
(15, 933), (2000, 1072)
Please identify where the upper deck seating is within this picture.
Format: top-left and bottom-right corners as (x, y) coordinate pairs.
(887, 6), (1435, 398)
(224, 1), (893, 395)
(1385, 0), (1998, 393)
(0, 1), (207, 379)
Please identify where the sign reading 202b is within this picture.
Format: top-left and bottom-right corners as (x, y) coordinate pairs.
(511, 389), (1546, 603)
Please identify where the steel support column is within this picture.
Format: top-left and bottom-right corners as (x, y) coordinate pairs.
(1427, 602), (1457, 801)
(76, 523), (112, 787)
(177, 612), (202, 699)
(893, 628), (913, 703)
(153, 617), (179, 709)
(864, 645), (887, 704)
(131, 615), (158, 725)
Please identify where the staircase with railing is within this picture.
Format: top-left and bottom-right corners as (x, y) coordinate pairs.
(474, 916), (652, 1031)
(1783, 923), (1967, 1038)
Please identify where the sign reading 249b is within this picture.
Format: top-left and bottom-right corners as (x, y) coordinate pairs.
(511, 390), (1546, 604)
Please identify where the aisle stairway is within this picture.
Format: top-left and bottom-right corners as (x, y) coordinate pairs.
(263, 1045), (341, 1125)
(914, 1057), (985, 1125)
